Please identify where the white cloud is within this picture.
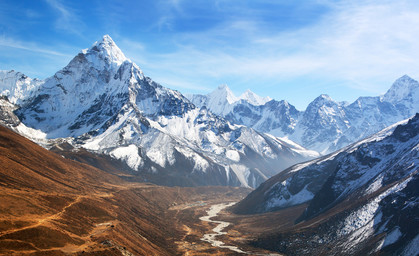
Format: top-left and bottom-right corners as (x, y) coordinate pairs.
(0, 36), (71, 57)
(126, 0), (419, 95)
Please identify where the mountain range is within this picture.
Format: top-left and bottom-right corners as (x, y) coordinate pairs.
(0, 34), (418, 256)
(188, 76), (419, 154)
(233, 113), (419, 255)
(0, 35), (318, 188)
(1, 35), (418, 188)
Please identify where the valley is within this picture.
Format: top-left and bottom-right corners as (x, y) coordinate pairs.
(0, 122), (273, 255)
(0, 182), (258, 255)
(0, 34), (417, 256)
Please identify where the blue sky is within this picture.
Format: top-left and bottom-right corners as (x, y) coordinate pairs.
(1, 0), (419, 110)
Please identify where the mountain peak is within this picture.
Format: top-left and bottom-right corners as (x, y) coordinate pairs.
(217, 84), (229, 90)
(397, 74), (414, 81)
(311, 94), (334, 104)
(101, 34), (114, 43)
(319, 93), (331, 99)
(85, 35), (128, 67)
(211, 84), (237, 104)
(383, 75), (419, 104)
(239, 89), (271, 106)
(209, 85), (272, 106)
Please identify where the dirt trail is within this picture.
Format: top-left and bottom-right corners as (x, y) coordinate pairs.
(0, 183), (162, 254)
(0, 182), (151, 237)
(0, 195), (86, 237)
(0, 192), (120, 254)
(62, 221), (117, 253)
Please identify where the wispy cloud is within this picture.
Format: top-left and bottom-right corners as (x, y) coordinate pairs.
(0, 35), (76, 79)
(0, 36), (72, 57)
(126, 0), (419, 96)
(299, 0), (419, 91)
(44, 0), (84, 36)
(150, 0), (185, 31)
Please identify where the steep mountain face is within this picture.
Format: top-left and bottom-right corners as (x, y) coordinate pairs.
(188, 77), (419, 154)
(382, 75), (419, 117)
(225, 99), (301, 136)
(0, 96), (20, 127)
(233, 114), (419, 255)
(16, 35), (194, 139)
(1, 35), (318, 188)
(0, 96), (48, 145)
(296, 94), (350, 152)
(0, 70), (42, 105)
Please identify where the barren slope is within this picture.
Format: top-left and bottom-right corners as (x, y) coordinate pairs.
(0, 125), (253, 255)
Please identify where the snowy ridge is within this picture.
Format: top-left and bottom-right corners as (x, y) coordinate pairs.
(0, 35), (318, 188)
(238, 89), (272, 105)
(80, 104), (318, 187)
(234, 114), (419, 255)
(261, 115), (414, 211)
(382, 75), (419, 104)
(86, 34), (128, 67)
(187, 84), (271, 116)
(382, 75), (419, 117)
(189, 76), (419, 154)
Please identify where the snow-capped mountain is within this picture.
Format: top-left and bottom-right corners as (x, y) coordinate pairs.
(234, 114), (419, 255)
(187, 84), (271, 116)
(0, 35), (318, 188)
(16, 35), (195, 139)
(0, 70), (42, 105)
(188, 77), (419, 154)
(240, 89), (272, 106)
(382, 75), (419, 117)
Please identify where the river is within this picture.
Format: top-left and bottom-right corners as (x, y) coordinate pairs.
(199, 202), (282, 255)
(199, 202), (248, 254)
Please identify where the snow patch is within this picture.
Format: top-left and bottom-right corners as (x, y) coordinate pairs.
(143, 133), (175, 168)
(175, 146), (209, 172)
(110, 145), (143, 170)
(226, 150), (240, 162)
(364, 175), (384, 195)
(229, 164), (250, 188)
(383, 227), (402, 247)
(340, 177), (411, 237)
(15, 123), (48, 141)
(265, 182), (314, 210)
(338, 177), (412, 251)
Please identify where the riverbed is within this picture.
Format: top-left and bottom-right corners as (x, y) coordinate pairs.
(199, 202), (248, 254)
(199, 202), (283, 255)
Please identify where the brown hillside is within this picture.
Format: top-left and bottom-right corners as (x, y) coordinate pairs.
(0, 125), (251, 255)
